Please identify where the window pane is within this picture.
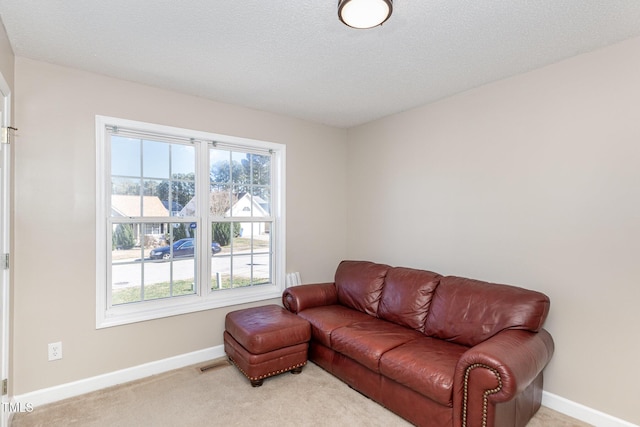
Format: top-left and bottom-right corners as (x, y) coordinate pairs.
(143, 180), (170, 218)
(232, 151), (249, 185)
(237, 219), (271, 242)
(231, 254), (254, 288)
(143, 140), (170, 179)
(210, 221), (271, 291)
(250, 222), (272, 251)
(165, 196), (184, 217)
(143, 179), (163, 198)
(112, 263), (142, 305)
(113, 137), (196, 219)
(211, 221), (234, 249)
(251, 187), (270, 216)
(143, 260), (169, 301)
(161, 222), (197, 246)
(210, 149), (231, 185)
(210, 151), (272, 219)
(143, 257), (196, 301)
(111, 136), (140, 177)
(173, 144), (195, 177)
(112, 223), (141, 253)
(172, 177), (196, 216)
(112, 178), (140, 196)
(249, 153), (270, 186)
(142, 196), (169, 218)
(146, 226), (197, 299)
(249, 259), (270, 285)
(209, 185), (233, 216)
(229, 186), (244, 218)
(233, 253), (270, 287)
(211, 254), (231, 290)
(111, 223), (141, 306)
(229, 190), (250, 219)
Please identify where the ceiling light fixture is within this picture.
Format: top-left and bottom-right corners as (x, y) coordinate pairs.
(338, 0), (393, 29)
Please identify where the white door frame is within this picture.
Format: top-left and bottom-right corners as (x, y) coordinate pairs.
(0, 71), (11, 427)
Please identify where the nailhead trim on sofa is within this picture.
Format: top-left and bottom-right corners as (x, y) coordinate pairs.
(462, 363), (503, 427)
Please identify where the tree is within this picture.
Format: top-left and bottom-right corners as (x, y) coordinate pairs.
(155, 173), (196, 208)
(210, 153), (270, 197)
(112, 180), (140, 196)
(209, 191), (237, 216)
(241, 153), (270, 200)
(113, 224), (135, 249)
(241, 153), (270, 186)
(212, 222), (241, 247)
(167, 223), (189, 242)
(208, 191), (239, 246)
(210, 160), (245, 186)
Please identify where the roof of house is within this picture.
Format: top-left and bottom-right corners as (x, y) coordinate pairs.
(111, 195), (169, 217)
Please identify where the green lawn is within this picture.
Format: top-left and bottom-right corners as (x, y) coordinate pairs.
(112, 275), (268, 305)
(111, 236), (271, 305)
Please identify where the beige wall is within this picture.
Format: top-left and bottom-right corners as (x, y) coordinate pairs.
(12, 57), (347, 394)
(346, 36), (640, 425)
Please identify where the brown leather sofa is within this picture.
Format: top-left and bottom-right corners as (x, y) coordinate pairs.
(282, 260), (554, 427)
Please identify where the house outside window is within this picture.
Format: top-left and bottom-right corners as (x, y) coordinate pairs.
(96, 116), (286, 328)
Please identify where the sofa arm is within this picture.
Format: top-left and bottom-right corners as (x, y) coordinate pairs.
(282, 283), (338, 313)
(453, 328), (554, 427)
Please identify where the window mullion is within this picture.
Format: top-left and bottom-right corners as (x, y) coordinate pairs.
(198, 139), (210, 296)
(139, 137), (145, 302)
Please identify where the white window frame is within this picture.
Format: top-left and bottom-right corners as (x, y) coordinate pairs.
(95, 116), (286, 328)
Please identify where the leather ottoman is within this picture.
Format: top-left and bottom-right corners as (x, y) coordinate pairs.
(224, 304), (311, 386)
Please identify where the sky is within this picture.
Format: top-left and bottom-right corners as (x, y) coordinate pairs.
(111, 136), (195, 179)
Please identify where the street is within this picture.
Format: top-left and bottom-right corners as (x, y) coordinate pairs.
(111, 252), (270, 288)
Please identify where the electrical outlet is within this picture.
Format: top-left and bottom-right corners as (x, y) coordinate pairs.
(48, 342), (62, 361)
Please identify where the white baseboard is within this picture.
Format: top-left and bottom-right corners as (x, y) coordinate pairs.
(11, 351), (638, 427)
(542, 391), (638, 427)
(12, 345), (226, 408)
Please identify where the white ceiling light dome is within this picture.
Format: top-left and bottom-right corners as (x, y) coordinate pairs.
(338, 0), (393, 29)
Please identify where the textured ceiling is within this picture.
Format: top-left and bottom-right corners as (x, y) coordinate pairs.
(1, 1), (640, 128)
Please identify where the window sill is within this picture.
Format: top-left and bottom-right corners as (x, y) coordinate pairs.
(96, 284), (283, 329)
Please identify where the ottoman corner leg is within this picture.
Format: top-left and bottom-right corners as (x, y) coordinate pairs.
(250, 378), (264, 387)
(290, 366), (303, 375)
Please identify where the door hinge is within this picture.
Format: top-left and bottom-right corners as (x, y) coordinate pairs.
(2, 379), (7, 395)
(1, 126), (17, 144)
(2, 253), (8, 270)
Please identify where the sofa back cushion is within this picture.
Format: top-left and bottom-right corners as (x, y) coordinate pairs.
(424, 276), (550, 347)
(377, 267), (441, 332)
(335, 260), (390, 316)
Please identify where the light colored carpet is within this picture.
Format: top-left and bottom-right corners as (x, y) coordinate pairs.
(12, 360), (591, 426)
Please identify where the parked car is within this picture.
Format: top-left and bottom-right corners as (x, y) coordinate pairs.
(149, 238), (222, 260)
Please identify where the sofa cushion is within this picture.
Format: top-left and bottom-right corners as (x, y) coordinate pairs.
(297, 305), (372, 348)
(331, 318), (423, 372)
(424, 276), (551, 347)
(378, 267), (441, 333)
(379, 337), (468, 406)
(335, 260), (390, 316)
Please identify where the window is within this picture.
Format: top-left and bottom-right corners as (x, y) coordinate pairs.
(96, 116), (286, 328)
